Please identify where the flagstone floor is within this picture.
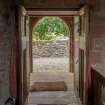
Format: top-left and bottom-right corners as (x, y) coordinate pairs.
(28, 72), (81, 105)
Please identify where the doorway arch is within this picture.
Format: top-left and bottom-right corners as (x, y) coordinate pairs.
(31, 16), (70, 72)
(29, 16), (74, 73)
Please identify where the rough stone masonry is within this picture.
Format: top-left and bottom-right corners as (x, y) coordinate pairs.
(32, 39), (69, 58)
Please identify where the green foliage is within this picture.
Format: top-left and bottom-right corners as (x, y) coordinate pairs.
(32, 16), (69, 40)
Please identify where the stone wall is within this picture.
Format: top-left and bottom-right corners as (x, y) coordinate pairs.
(32, 39), (69, 58)
(90, 11), (105, 65)
(0, 0), (15, 105)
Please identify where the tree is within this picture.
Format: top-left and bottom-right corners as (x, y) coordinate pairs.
(32, 16), (69, 40)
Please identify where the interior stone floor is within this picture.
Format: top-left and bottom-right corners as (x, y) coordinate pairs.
(28, 72), (80, 105)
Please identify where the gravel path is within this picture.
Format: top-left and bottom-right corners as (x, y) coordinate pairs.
(33, 57), (69, 72)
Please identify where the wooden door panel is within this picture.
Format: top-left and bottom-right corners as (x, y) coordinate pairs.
(79, 48), (84, 103)
(23, 49), (28, 104)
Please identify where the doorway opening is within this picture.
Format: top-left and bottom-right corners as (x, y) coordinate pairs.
(17, 6), (89, 105)
(32, 16), (70, 73)
(28, 15), (76, 105)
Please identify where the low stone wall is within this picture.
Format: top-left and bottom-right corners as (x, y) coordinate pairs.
(32, 40), (69, 58)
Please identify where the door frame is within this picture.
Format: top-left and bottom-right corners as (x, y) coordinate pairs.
(17, 5), (89, 105)
(18, 6), (30, 105)
(74, 6), (89, 105)
(26, 9), (81, 73)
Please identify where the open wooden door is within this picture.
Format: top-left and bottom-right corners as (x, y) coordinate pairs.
(74, 6), (89, 105)
(18, 6), (30, 105)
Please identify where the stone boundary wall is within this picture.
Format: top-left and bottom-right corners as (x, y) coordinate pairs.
(32, 40), (69, 58)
